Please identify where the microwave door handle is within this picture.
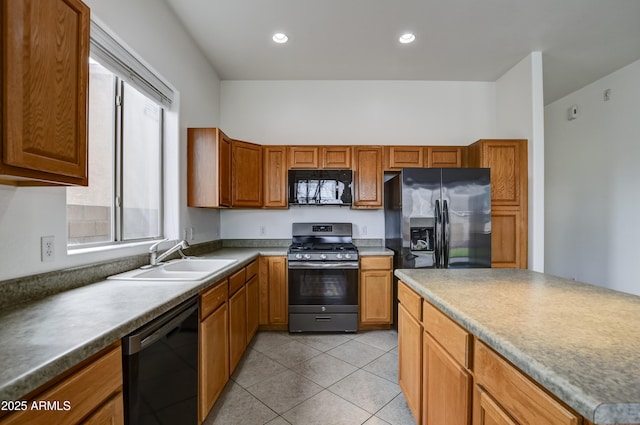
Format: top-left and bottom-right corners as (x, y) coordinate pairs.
(435, 200), (442, 268)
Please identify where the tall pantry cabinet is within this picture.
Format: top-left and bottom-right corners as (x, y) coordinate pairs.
(466, 139), (528, 269)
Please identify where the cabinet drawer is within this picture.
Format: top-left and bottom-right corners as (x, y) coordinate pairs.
(246, 260), (259, 280)
(360, 255), (392, 271)
(474, 341), (579, 425)
(398, 281), (422, 321)
(201, 280), (228, 319)
(229, 268), (246, 295)
(1, 345), (122, 425)
(423, 301), (471, 368)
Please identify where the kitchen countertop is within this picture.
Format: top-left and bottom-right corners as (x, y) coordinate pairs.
(395, 268), (640, 425)
(0, 244), (390, 402)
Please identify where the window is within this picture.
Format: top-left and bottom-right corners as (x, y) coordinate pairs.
(67, 59), (163, 247)
(67, 21), (172, 248)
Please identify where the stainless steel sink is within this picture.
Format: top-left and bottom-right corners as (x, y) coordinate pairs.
(108, 258), (237, 281)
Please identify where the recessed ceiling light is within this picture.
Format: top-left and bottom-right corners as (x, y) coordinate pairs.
(399, 33), (416, 44)
(272, 33), (288, 44)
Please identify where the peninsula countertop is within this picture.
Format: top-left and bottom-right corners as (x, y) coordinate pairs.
(395, 268), (640, 425)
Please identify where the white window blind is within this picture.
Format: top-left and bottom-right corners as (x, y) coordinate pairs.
(89, 20), (174, 107)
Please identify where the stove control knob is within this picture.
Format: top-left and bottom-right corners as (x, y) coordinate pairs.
(295, 254), (303, 259)
(304, 254), (311, 260)
(320, 254), (327, 260)
(336, 253), (343, 259)
(344, 253), (352, 259)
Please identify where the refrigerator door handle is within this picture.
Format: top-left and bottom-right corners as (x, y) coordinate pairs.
(443, 199), (450, 268)
(435, 199), (442, 268)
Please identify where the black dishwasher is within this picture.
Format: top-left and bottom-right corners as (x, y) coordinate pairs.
(123, 296), (199, 425)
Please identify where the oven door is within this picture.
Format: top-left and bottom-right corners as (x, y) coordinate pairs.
(288, 262), (358, 312)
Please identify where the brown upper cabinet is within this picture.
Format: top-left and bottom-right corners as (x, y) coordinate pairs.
(288, 146), (352, 169)
(1, 0), (90, 186)
(263, 146), (288, 209)
(352, 146), (383, 208)
(288, 146), (319, 169)
(426, 146), (463, 168)
(321, 146), (351, 168)
(384, 146), (464, 170)
(231, 140), (263, 208)
(187, 128), (232, 208)
(384, 146), (424, 170)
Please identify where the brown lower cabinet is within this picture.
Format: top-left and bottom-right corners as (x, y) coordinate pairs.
(398, 283), (423, 422)
(258, 256), (288, 330)
(199, 259), (260, 423)
(0, 344), (123, 425)
(199, 280), (229, 423)
(398, 280), (582, 425)
(359, 256), (393, 329)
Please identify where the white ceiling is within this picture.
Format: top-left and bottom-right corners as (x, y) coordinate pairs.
(165, 0), (640, 104)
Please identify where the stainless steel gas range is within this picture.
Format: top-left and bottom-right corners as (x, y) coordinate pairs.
(288, 223), (359, 333)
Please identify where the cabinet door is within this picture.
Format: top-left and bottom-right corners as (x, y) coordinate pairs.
(321, 146), (351, 168)
(268, 257), (288, 325)
(475, 140), (526, 206)
(246, 275), (260, 342)
(229, 286), (247, 373)
(187, 128), (231, 208)
(219, 133), (232, 206)
(423, 333), (471, 425)
(476, 389), (519, 425)
(232, 140), (263, 207)
(398, 303), (422, 423)
(384, 146), (424, 170)
(288, 146), (319, 169)
(426, 146), (463, 168)
(200, 303), (229, 422)
(352, 146), (383, 208)
(491, 207), (526, 268)
(263, 146), (288, 208)
(2, 0), (89, 186)
(81, 393), (124, 425)
(360, 269), (392, 325)
(258, 256), (288, 327)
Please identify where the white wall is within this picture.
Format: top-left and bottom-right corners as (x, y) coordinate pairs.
(0, 0), (221, 281)
(545, 58), (640, 295)
(495, 52), (545, 271)
(219, 80), (497, 238)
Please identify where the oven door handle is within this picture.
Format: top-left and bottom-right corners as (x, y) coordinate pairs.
(288, 261), (359, 269)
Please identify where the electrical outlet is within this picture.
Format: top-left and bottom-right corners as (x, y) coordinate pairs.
(361, 225), (368, 236)
(41, 236), (55, 262)
(259, 225), (266, 236)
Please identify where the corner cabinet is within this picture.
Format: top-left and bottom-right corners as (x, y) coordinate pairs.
(188, 128), (232, 207)
(1, 0), (90, 186)
(466, 139), (528, 268)
(352, 146), (383, 208)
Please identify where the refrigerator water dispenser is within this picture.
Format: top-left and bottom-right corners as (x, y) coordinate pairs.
(409, 217), (434, 252)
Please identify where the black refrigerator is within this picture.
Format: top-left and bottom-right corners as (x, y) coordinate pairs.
(385, 168), (491, 323)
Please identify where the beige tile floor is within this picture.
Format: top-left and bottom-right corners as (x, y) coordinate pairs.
(203, 330), (416, 425)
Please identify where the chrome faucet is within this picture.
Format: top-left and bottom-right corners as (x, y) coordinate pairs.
(149, 239), (190, 266)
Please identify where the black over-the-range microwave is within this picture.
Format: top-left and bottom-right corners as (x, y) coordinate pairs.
(288, 169), (353, 205)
